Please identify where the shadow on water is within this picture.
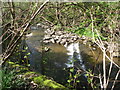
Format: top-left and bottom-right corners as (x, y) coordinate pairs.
(27, 43), (69, 84)
(25, 27), (120, 89)
(41, 50), (69, 84)
(25, 27), (96, 87)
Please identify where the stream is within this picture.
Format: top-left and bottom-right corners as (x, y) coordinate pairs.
(25, 27), (120, 88)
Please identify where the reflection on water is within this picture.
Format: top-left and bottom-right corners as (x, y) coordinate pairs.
(25, 27), (120, 86)
(26, 27), (89, 84)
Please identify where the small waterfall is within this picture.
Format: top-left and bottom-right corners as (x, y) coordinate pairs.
(65, 42), (86, 71)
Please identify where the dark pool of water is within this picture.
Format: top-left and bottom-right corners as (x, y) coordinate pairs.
(25, 27), (120, 88)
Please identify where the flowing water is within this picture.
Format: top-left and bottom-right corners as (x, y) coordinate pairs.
(65, 42), (86, 71)
(25, 27), (120, 87)
(26, 27), (88, 84)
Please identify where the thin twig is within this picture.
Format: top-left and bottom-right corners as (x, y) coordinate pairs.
(111, 70), (120, 90)
(1, 0), (49, 66)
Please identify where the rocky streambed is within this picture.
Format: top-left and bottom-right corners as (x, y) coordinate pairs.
(43, 29), (84, 47)
(42, 28), (120, 58)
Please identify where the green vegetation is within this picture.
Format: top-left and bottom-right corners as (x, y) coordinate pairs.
(1, 1), (119, 90)
(1, 62), (66, 89)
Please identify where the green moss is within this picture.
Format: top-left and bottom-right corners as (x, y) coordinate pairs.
(7, 61), (66, 89)
(24, 71), (35, 75)
(34, 76), (44, 84)
(33, 76), (65, 89)
(23, 71), (66, 88)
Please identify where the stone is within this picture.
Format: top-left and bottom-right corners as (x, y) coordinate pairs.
(37, 23), (41, 26)
(44, 35), (51, 40)
(50, 38), (55, 43)
(69, 39), (74, 43)
(57, 31), (63, 35)
(43, 40), (50, 43)
(46, 29), (51, 33)
(30, 26), (38, 30)
(50, 30), (55, 35)
(56, 37), (62, 44)
(54, 36), (59, 40)
(52, 35), (56, 38)
(81, 35), (86, 40)
(64, 42), (68, 47)
(43, 29), (81, 45)
(60, 39), (67, 45)
(92, 48), (96, 51)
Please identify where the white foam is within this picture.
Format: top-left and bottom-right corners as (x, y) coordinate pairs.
(65, 42), (86, 71)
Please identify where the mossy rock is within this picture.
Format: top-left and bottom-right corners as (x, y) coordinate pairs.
(8, 61), (66, 89)
(33, 76), (65, 89)
(24, 71), (66, 89)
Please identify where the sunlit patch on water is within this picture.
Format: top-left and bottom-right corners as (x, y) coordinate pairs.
(26, 33), (33, 37)
(25, 27), (120, 87)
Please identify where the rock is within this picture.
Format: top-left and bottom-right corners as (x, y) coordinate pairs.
(65, 33), (70, 37)
(30, 26), (38, 30)
(50, 38), (55, 43)
(71, 36), (78, 41)
(44, 35), (51, 40)
(83, 40), (87, 45)
(45, 29), (51, 33)
(44, 30), (48, 33)
(52, 35), (56, 38)
(60, 39), (67, 45)
(56, 31), (63, 35)
(43, 40), (50, 43)
(92, 47), (96, 51)
(64, 42), (68, 47)
(45, 29), (55, 35)
(54, 36), (59, 40)
(56, 40), (60, 44)
(81, 35), (86, 40)
(44, 47), (51, 52)
(69, 39), (74, 43)
(37, 23), (41, 26)
(43, 29), (81, 45)
(50, 30), (55, 35)
(60, 35), (65, 38)
(56, 37), (62, 44)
